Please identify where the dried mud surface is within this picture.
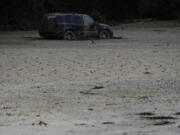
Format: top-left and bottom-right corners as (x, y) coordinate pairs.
(0, 21), (180, 135)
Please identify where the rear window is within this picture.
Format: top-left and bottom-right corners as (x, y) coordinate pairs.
(72, 15), (83, 24)
(55, 15), (63, 23)
(63, 15), (72, 23)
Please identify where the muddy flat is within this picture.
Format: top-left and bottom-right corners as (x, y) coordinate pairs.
(0, 21), (180, 135)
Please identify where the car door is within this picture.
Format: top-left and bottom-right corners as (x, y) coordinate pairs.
(83, 15), (98, 37)
(46, 15), (56, 33)
(72, 15), (84, 32)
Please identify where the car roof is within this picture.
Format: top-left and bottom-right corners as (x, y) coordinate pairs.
(46, 13), (86, 17)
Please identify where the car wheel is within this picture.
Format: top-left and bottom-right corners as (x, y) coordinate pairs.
(98, 30), (111, 39)
(64, 30), (76, 40)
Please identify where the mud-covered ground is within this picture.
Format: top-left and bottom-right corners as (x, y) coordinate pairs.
(0, 21), (180, 135)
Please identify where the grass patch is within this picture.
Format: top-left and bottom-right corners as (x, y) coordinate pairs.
(136, 112), (155, 116)
(175, 112), (180, 115)
(144, 71), (152, 74)
(102, 122), (115, 125)
(92, 86), (104, 89)
(141, 116), (177, 120)
(153, 121), (175, 126)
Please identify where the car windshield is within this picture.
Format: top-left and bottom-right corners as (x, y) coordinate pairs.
(83, 15), (95, 25)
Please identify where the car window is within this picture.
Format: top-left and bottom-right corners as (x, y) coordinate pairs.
(63, 15), (72, 23)
(72, 15), (83, 24)
(43, 15), (56, 23)
(55, 15), (63, 23)
(83, 15), (95, 25)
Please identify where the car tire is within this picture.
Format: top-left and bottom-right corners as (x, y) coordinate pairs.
(98, 30), (111, 39)
(64, 30), (76, 40)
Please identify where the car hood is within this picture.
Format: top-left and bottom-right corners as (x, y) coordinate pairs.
(99, 23), (111, 29)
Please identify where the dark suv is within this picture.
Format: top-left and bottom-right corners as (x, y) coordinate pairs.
(38, 13), (113, 40)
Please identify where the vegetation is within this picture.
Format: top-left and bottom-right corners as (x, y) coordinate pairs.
(0, 0), (180, 30)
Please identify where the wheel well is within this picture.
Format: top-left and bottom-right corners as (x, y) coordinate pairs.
(64, 29), (75, 33)
(99, 29), (111, 34)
